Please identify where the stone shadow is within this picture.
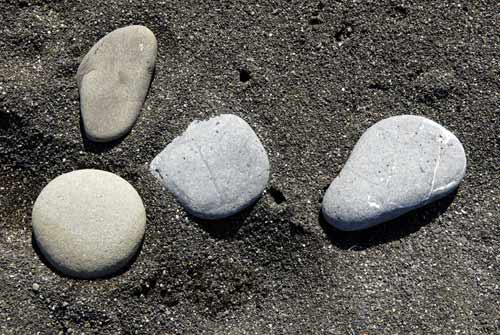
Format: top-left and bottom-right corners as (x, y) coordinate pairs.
(79, 114), (126, 153)
(319, 189), (458, 250)
(190, 201), (258, 240)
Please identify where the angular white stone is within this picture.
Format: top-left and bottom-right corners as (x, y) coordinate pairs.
(77, 25), (157, 142)
(151, 114), (270, 219)
(32, 169), (146, 278)
(322, 115), (466, 231)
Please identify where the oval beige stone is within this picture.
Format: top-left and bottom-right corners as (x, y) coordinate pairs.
(77, 25), (157, 142)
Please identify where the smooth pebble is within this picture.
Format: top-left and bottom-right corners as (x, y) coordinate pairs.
(151, 114), (270, 219)
(322, 115), (466, 231)
(32, 169), (146, 278)
(77, 25), (157, 142)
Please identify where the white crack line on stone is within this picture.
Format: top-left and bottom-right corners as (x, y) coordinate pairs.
(367, 195), (381, 209)
(428, 148), (442, 199)
(427, 131), (452, 200)
(368, 201), (381, 209)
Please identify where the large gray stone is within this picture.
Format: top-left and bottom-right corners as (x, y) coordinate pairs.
(151, 114), (270, 219)
(322, 115), (466, 231)
(32, 169), (146, 279)
(77, 25), (157, 142)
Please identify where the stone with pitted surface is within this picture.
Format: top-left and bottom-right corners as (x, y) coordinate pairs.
(151, 114), (270, 219)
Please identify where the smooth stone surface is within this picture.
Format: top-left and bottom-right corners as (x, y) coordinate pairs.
(77, 25), (157, 142)
(32, 169), (146, 279)
(322, 115), (466, 231)
(151, 114), (270, 220)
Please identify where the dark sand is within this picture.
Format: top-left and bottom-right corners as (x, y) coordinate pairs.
(0, 1), (498, 334)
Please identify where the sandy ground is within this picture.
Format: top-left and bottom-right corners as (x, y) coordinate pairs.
(0, 0), (498, 334)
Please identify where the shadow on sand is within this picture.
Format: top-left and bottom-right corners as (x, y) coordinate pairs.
(79, 116), (126, 154)
(190, 202), (258, 240)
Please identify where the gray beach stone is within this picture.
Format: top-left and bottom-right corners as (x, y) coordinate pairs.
(32, 169), (146, 279)
(151, 114), (270, 219)
(77, 25), (157, 142)
(322, 115), (466, 231)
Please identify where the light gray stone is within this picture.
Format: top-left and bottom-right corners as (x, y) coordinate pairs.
(322, 115), (466, 231)
(32, 169), (146, 279)
(151, 114), (270, 219)
(77, 25), (157, 142)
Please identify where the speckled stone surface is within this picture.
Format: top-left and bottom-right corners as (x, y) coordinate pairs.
(322, 115), (466, 231)
(32, 169), (146, 279)
(151, 114), (270, 219)
(77, 25), (157, 142)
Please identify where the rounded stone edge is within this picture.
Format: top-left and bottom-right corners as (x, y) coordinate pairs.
(32, 169), (147, 279)
(150, 114), (270, 220)
(82, 117), (135, 143)
(321, 114), (467, 231)
(321, 196), (410, 232)
(77, 25), (158, 143)
(77, 25), (158, 87)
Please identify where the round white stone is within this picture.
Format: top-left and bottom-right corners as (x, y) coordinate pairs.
(150, 114), (270, 219)
(322, 115), (466, 231)
(32, 169), (146, 278)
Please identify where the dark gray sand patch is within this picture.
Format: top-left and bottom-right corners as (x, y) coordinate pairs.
(0, 1), (498, 334)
